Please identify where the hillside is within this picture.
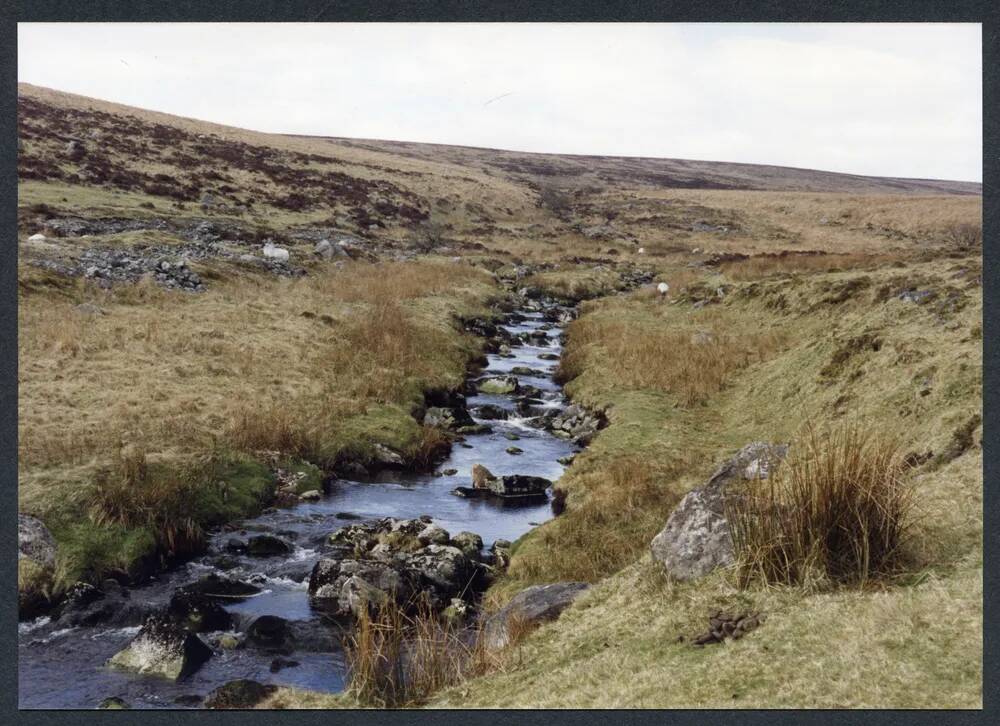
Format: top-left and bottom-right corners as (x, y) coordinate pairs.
(16, 83), (982, 710)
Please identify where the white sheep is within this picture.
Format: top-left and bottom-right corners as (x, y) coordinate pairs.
(657, 282), (670, 296)
(262, 241), (290, 262)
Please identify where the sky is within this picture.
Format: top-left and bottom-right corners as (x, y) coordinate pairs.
(18, 23), (982, 182)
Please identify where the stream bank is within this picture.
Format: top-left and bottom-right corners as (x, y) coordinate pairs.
(18, 294), (590, 709)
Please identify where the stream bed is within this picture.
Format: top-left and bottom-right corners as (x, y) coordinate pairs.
(18, 302), (579, 709)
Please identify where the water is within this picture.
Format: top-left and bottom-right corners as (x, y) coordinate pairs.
(18, 305), (578, 709)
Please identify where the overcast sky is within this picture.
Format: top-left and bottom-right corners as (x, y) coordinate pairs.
(18, 23), (982, 182)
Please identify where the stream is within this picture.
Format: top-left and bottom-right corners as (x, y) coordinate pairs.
(18, 300), (579, 709)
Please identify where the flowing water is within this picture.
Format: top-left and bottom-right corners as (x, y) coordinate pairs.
(18, 304), (578, 709)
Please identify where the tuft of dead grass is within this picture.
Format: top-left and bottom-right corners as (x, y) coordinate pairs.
(727, 424), (913, 588)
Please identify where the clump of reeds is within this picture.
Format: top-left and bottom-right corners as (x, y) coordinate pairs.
(726, 424), (913, 588)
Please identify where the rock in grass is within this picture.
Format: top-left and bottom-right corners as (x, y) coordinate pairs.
(204, 679), (277, 709)
(18, 514), (56, 567)
(107, 615), (212, 680)
(482, 582), (589, 650)
(650, 442), (788, 582)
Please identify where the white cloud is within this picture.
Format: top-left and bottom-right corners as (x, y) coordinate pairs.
(17, 22), (981, 181)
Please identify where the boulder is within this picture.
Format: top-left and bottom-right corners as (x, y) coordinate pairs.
(245, 615), (291, 650)
(650, 442), (789, 581)
(107, 615), (213, 680)
(471, 463), (496, 489)
(477, 376), (520, 395)
(167, 591), (232, 633)
(489, 475), (551, 498)
(471, 404), (509, 420)
(482, 582), (589, 650)
(423, 406), (475, 429)
(178, 573), (261, 600)
(18, 514), (56, 567)
(450, 531), (484, 557)
(314, 239), (348, 260)
(246, 534), (293, 557)
(205, 679), (277, 710)
(417, 523), (450, 546)
(373, 443), (406, 467)
(57, 580), (151, 628)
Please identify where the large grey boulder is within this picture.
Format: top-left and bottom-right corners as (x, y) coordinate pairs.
(107, 615), (213, 680)
(650, 442), (788, 581)
(18, 514), (56, 567)
(482, 582), (589, 650)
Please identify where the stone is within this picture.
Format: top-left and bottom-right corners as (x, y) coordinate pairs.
(97, 696), (129, 709)
(450, 531), (484, 557)
(424, 406), (476, 429)
(489, 475), (551, 498)
(471, 463), (496, 489)
(482, 582), (590, 650)
(270, 657), (300, 673)
(417, 523), (451, 546)
(299, 489), (322, 502)
(57, 581), (151, 628)
(107, 615), (213, 680)
(246, 534), (293, 557)
(205, 679), (277, 709)
(372, 443), (406, 467)
(177, 573), (261, 600)
(650, 442), (788, 581)
(18, 514), (56, 567)
(167, 590), (232, 633)
(477, 376), (520, 395)
(245, 615), (291, 650)
(506, 446), (524, 455)
(472, 404), (509, 420)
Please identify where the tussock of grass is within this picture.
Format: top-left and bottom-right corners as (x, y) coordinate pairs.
(344, 598), (527, 708)
(727, 425), (913, 588)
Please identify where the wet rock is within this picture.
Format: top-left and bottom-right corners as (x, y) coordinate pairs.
(18, 514), (56, 567)
(441, 468), (458, 476)
(56, 580), (150, 628)
(423, 406), (476, 429)
(270, 657), (300, 673)
(503, 432), (521, 441)
(455, 423), (492, 435)
(373, 443), (406, 467)
(224, 537), (247, 553)
(650, 442), (788, 581)
(482, 582), (589, 650)
(472, 463), (496, 489)
(557, 454), (576, 466)
(510, 366), (545, 376)
(538, 353), (560, 361)
(477, 376), (520, 395)
(97, 696), (129, 710)
(299, 489), (322, 502)
(174, 694), (204, 707)
(506, 446), (524, 455)
(246, 534), (293, 557)
(335, 511), (364, 520)
(204, 679), (277, 709)
(108, 615), (213, 680)
(178, 573), (261, 600)
(489, 475), (551, 498)
(167, 590), (232, 633)
(245, 615), (291, 651)
(472, 403), (509, 420)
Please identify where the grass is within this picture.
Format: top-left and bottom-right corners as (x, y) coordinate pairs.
(18, 259), (496, 590)
(726, 424), (913, 588)
(439, 254), (982, 708)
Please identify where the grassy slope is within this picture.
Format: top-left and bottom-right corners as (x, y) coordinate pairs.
(426, 256), (982, 708)
(17, 85), (982, 707)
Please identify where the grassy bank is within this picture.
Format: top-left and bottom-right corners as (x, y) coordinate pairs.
(428, 251), (982, 707)
(18, 259), (497, 593)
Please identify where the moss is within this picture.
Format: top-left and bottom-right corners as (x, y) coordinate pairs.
(277, 458), (325, 494)
(190, 455), (276, 525)
(50, 520), (158, 588)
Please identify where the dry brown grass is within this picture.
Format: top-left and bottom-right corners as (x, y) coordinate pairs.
(18, 260), (491, 474)
(727, 424), (913, 589)
(487, 458), (683, 605)
(559, 309), (785, 406)
(344, 598), (529, 707)
(719, 252), (907, 281)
